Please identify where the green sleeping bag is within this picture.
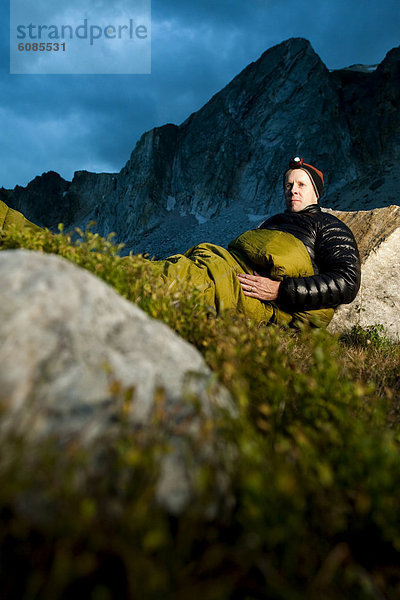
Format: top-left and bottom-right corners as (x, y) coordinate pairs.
(0, 197), (333, 328)
(147, 229), (334, 328)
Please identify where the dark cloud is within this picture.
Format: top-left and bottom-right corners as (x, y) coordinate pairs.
(1, 0), (399, 188)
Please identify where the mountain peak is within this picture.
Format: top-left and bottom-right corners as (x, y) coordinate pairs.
(2, 39), (399, 257)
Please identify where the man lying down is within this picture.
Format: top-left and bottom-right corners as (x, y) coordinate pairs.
(144, 157), (361, 329)
(0, 156), (360, 329)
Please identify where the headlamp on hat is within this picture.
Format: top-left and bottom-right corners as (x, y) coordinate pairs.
(289, 156), (304, 168)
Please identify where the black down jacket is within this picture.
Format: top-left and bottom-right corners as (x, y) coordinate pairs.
(258, 205), (361, 311)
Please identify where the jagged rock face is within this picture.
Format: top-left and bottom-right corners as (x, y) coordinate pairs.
(327, 205), (400, 339)
(0, 250), (232, 513)
(329, 46), (400, 211)
(0, 171), (70, 228)
(2, 38), (400, 257)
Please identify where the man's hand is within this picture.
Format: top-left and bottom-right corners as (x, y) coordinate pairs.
(237, 272), (280, 301)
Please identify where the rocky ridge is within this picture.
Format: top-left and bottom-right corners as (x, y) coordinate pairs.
(1, 38), (400, 258)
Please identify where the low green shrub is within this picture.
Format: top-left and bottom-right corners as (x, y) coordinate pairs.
(0, 225), (399, 599)
(340, 324), (394, 351)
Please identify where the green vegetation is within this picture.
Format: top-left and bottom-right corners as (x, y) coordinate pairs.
(0, 225), (400, 599)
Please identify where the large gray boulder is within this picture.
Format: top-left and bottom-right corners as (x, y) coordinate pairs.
(0, 249), (232, 513)
(327, 205), (400, 340)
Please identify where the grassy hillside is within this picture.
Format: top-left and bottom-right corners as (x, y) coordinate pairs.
(0, 225), (399, 600)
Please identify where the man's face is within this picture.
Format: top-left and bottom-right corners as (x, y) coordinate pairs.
(284, 169), (318, 212)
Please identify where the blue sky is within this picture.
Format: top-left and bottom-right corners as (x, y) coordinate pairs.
(1, 0), (399, 189)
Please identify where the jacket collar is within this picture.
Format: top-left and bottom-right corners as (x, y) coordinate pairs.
(284, 204), (321, 215)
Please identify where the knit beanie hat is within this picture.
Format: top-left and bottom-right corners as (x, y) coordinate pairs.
(283, 157), (324, 200)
